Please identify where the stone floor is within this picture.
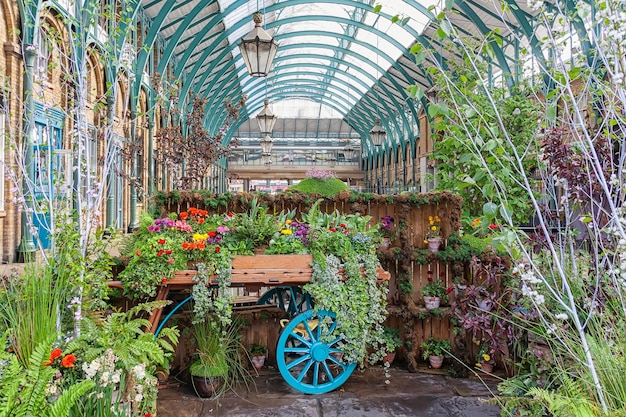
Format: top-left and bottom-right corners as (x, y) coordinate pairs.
(157, 366), (502, 417)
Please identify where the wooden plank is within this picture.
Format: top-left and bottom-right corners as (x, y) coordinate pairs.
(232, 254), (313, 269)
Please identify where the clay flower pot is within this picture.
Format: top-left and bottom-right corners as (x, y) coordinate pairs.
(251, 355), (266, 370)
(428, 355), (444, 369)
(191, 375), (225, 398)
(480, 362), (494, 373)
(427, 237), (442, 253)
(424, 296), (441, 310)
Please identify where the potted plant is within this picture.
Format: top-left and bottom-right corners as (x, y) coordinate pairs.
(420, 337), (451, 369)
(424, 215), (442, 252)
(476, 344), (495, 373)
(381, 326), (402, 364)
(421, 279), (448, 309)
(189, 320), (228, 398)
(378, 215), (395, 249)
(249, 342), (268, 370)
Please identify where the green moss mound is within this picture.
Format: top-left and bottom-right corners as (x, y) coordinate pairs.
(288, 177), (349, 198)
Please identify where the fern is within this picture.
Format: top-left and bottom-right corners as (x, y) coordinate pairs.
(527, 376), (601, 417)
(47, 380), (95, 417)
(301, 198), (324, 229)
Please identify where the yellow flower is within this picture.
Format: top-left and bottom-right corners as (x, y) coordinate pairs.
(423, 240), (428, 244)
(431, 225), (437, 231)
(285, 219), (292, 224)
(193, 233), (208, 242)
(476, 363), (482, 368)
(281, 229), (293, 235)
(428, 216), (433, 221)
(482, 354), (491, 362)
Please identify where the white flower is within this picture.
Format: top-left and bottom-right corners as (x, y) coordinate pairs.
(131, 363), (146, 380)
(555, 313), (568, 320)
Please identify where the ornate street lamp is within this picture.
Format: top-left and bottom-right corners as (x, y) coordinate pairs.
(369, 119), (386, 146)
(256, 100), (277, 134)
(238, 12), (279, 77)
(261, 152), (272, 165)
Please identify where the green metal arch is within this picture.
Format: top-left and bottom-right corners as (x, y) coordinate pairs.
(200, 45), (416, 137)
(226, 90), (370, 145)
(203, 49), (405, 134)
(219, 78), (382, 147)
(200, 43), (411, 138)
(240, 71), (378, 137)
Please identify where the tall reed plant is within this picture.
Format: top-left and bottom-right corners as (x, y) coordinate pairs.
(0, 264), (70, 367)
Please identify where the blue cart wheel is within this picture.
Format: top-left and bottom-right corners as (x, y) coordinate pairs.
(276, 310), (356, 394)
(257, 286), (313, 316)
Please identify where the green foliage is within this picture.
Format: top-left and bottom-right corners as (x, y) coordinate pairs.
(430, 79), (541, 224)
(66, 301), (179, 372)
(288, 177), (349, 198)
(228, 198), (280, 247)
(248, 342), (268, 356)
(0, 335), (95, 417)
(421, 279), (448, 302)
(0, 265), (69, 368)
(420, 337), (451, 359)
(381, 326), (402, 352)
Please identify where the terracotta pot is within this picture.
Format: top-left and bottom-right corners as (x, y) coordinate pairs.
(251, 355), (266, 370)
(424, 296), (441, 310)
(428, 355), (444, 369)
(191, 375), (225, 398)
(480, 362), (494, 373)
(427, 237), (442, 253)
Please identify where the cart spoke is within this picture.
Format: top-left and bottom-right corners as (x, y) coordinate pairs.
(286, 354), (311, 370)
(297, 359), (314, 382)
(304, 321), (317, 342)
(327, 336), (341, 347)
(289, 332), (312, 347)
(327, 354), (347, 369)
(312, 362), (320, 386)
(284, 347), (309, 354)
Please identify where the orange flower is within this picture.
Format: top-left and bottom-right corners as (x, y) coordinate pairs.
(189, 207), (198, 215)
(198, 218), (205, 224)
(61, 354), (76, 368)
(43, 348), (63, 366)
(180, 212), (188, 220)
(197, 242), (206, 250)
(182, 242), (190, 250)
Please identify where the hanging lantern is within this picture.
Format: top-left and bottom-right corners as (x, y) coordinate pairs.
(256, 100), (277, 134)
(261, 153), (272, 165)
(260, 134), (273, 153)
(343, 142), (356, 161)
(369, 119), (386, 146)
(238, 12), (279, 77)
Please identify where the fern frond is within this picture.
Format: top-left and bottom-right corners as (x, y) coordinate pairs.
(47, 380), (95, 417)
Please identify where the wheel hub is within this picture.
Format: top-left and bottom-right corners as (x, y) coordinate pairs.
(311, 342), (330, 362)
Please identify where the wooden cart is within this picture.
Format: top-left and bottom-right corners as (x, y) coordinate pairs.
(110, 254), (390, 394)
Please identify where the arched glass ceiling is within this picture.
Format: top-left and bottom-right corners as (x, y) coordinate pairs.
(134, 0), (546, 152)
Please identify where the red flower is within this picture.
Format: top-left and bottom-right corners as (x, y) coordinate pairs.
(208, 231), (217, 238)
(215, 246), (220, 253)
(329, 227), (337, 232)
(446, 287), (454, 294)
(340, 223), (346, 228)
(161, 277), (168, 283)
(489, 223), (499, 230)
(143, 413), (152, 417)
(198, 218), (205, 224)
(180, 212), (188, 220)
(158, 239), (166, 245)
(182, 242), (190, 250)
(165, 249), (173, 255)
(43, 348), (63, 366)
(157, 250), (164, 257)
(136, 249), (141, 257)
(166, 258), (175, 264)
(428, 277), (433, 282)
(61, 354), (76, 368)
(228, 212), (234, 217)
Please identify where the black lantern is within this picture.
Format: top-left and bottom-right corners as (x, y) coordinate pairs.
(369, 119), (386, 146)
(238, 12), (279, 77)
(256, 100), (277, 134)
